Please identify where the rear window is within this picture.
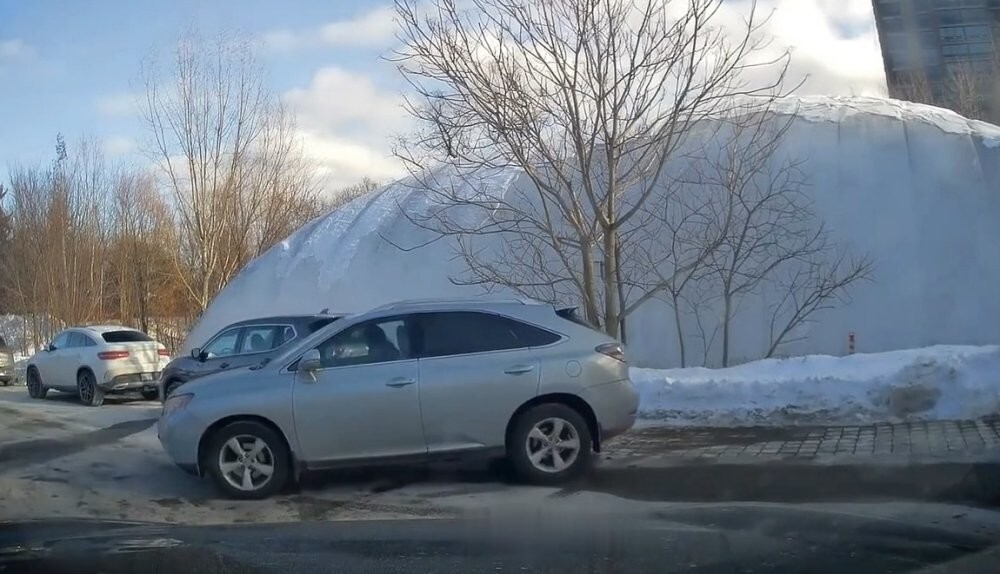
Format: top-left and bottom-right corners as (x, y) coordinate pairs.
(556, 307), (600, 331)
(101, 330), (153, 343)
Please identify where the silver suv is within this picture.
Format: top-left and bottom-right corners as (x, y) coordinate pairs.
(158, 299), (639, 499)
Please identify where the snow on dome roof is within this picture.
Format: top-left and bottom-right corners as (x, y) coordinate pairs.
(773, 95), (1000, 147)
(185, 95), (1000, 368)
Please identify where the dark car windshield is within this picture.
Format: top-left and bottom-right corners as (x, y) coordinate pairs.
(306, 317), (339, 333)
(101, 330), (153, 343)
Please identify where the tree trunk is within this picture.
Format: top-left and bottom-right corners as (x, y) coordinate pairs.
(671, 292), (686, 368)
(602, 230), (620, 339)
(722, 292), (732, 367)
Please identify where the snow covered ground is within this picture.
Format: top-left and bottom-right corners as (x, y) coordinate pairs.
(632, 345), (1000, 427)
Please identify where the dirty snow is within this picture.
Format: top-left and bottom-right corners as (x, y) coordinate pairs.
(632, 345), (1000, 427)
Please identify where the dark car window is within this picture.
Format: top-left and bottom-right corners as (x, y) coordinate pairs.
(416, 311), (559, 358)
(306, 317), (338, 333)
(49, 332), (70, 351)
(203, 328), (241, 358)
(238, 325), (293, 354)
(67, 333), (90, 348)
(314, 317), (408, 368)
(102, 330), (152, 343)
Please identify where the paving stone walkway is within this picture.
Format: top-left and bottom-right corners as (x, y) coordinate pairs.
(603, 419), (1000, 464)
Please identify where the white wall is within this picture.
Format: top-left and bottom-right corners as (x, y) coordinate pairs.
(187, 99), (1000, 368)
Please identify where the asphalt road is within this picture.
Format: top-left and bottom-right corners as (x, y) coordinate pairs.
(2, 503), (1000, 573)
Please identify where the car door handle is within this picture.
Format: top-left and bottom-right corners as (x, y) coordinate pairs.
(504, 365), (535, 375)
(385, 377), (416, 388)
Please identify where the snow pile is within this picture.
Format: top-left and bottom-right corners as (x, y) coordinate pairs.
(631, 345), (1000, 427)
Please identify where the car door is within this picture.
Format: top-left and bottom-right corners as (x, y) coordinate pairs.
(37, 331), (71, 389)
(291, 315), (425, 464)
(194, 327), (244, 379)
(62, 332), (91, 385)
(413, 311), (546, 454)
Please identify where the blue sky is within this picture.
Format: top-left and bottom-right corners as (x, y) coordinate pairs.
(0, 0), (886, 192)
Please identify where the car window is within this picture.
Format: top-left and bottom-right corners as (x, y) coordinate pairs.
(203, 328), (242, 359)
(50, 332), (70, 351)
(314, 318), (408, 368)
(238, 326), (289, 353)
(67, 333), (90, 348)
(276, 325), (296, 346)
(101, 330), (153, 343)
(416, 311), (557, 357)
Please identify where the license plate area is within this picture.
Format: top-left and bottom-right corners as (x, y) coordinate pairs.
(141, 373), (153, 382)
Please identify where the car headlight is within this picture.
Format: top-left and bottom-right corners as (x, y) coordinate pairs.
(162, 393), (193, 417)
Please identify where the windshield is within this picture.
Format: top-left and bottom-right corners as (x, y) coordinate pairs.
(3, 1), (1000, 572)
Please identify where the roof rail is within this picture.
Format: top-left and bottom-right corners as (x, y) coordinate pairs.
(369, 297), (540, 312)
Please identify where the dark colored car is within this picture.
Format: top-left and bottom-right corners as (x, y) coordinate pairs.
(158, 314), (342, 400)
(0, 335), (14, 386)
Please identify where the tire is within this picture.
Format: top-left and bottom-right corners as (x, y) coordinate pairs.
(205, 421), (290, 500)
(26, 368), (48, 399)
(164, 380), (183, 400)
(141, 389), (159, 401)
(507, 403), (593, 485)
(77, 369), (105, 407)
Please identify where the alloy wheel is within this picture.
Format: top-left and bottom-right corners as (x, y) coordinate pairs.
(524, 417), (581, 473)
(217, 434), (276, 492)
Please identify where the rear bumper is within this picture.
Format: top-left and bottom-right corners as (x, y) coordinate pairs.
(99, 372), (162, 393)
(581, 379), (640, 443)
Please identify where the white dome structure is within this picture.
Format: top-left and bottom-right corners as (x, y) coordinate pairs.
(185, 96), (1000, 368)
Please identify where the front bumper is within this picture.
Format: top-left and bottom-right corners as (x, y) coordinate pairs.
(157, 408), (204, 473)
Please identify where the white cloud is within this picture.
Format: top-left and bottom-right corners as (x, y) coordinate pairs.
(283, 67), (410, 191)
(276, 0), (887, 192)
(95, 92), (141, 118)
(728, 0), (886, 96)
(262, 6), (396, 51)
(0, 38), (35, 76)
(0, 38), (31, 60)
(103, 135), (137, 157)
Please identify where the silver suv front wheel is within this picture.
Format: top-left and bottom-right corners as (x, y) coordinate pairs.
(206, 421), (289, 499)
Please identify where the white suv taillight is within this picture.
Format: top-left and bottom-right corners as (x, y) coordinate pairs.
(98, 350), (130, 360)
(596, 342), (626, 363)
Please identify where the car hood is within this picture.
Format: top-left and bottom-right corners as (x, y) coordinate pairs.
(173, 365), (255, 396)
(2, 503), (1000, 573)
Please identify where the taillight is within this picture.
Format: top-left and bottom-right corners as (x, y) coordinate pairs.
(98, 350), (130, 360)
(596, 342), (626, 363)
(158, 349), (170, 357)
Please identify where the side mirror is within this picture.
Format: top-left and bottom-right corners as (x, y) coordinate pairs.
(45, 344), (54, 352)
(190, 348), (203, 361)
(299, 349), (322, 373)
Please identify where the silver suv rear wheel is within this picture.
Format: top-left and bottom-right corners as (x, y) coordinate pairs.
(508, 403), (592, 485)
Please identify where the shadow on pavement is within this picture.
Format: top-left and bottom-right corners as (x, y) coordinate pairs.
(570, 462), (1000, 506)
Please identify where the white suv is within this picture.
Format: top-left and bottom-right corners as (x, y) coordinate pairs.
(26, 326), (171, 406)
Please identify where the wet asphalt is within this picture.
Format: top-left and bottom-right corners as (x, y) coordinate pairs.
(0, 505), (998, 573)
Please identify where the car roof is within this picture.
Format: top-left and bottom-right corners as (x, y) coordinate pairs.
(368, 297), (546, 314)
(226, 314), (345, 328)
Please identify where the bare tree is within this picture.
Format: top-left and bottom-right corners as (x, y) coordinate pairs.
(392, 0), (791, 338)
(141, 34), (322, 310)
(693, 109), (871, 366)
